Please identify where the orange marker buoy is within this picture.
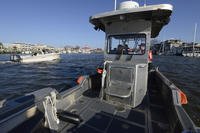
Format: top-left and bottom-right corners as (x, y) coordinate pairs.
(77, 76), (84, 84)
(97, 68), (103, 74)
(178, 89), (188, 105)
(148, 50), (153, 62)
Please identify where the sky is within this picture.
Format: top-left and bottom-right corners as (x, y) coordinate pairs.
(0, 0), (200, 48)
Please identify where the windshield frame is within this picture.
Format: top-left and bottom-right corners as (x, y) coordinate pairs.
(106, 33), (147, 55)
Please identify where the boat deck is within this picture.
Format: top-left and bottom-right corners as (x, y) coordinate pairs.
(61, 86), (170, 133)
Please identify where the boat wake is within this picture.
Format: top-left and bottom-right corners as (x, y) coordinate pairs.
(0, 61), (14, 64)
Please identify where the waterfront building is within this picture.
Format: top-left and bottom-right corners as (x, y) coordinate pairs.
(81, 45), (91, 54)
(7, 43), (56, 53)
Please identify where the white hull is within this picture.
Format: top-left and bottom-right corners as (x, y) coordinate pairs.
(11, 53), (60, 63)
(182, 52), (200, 57)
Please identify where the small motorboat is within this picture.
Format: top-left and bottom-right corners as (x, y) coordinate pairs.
(182, 45), (200, 57)
(10, 50), (60, 63)
(0, 1), (199, 133)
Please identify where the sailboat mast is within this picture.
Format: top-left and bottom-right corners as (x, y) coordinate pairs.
(144, 0), (147, 6)
(193, 23), (197, 58)
(114, 0), (117, 10)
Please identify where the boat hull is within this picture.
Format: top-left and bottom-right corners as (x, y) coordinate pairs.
(11, 53), (60, 63)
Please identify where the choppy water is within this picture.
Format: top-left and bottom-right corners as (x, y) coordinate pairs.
(153, 55), (200, 126)
(0, 54), (103, 100)
(0, 54), (199, 126)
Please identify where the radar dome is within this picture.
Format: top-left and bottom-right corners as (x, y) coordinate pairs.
(118, 1), (139, 10)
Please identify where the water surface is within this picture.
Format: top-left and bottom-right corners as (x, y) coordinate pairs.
(153, 55), (200, 126)
(0, 54), (103, 100)
(0, 54), (199, 126)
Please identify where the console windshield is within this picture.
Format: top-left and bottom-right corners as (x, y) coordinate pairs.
(107, 34), (146, 55)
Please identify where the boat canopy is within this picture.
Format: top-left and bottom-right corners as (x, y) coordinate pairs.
(90, 4), (173, 38)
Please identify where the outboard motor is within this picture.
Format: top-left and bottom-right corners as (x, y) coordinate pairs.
(10, 54), (21, 62)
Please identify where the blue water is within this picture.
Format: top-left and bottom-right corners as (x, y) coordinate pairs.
(0, 54), (103, 100)
(0, 54), (199, 125)
(153, 55), (200, 125)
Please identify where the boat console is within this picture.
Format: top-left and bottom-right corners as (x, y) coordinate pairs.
(90, 1), (172, 108)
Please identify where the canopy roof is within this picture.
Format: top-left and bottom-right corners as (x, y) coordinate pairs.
(90, 4), (173, 38)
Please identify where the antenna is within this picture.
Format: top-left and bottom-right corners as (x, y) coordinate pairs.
(114, 0), (117, 10)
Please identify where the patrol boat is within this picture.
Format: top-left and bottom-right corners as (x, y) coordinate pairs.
(0, 1), (199, 133)
(10, 50), (60, 63)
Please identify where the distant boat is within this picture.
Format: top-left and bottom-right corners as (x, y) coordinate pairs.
(82, 51), (91, 54)
(10, 50), (60, 63)
(81, 46), (92, 54)
(182, 45), (200, 57)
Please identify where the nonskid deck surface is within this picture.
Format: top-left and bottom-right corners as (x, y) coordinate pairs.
(61, 88), (170, 133)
